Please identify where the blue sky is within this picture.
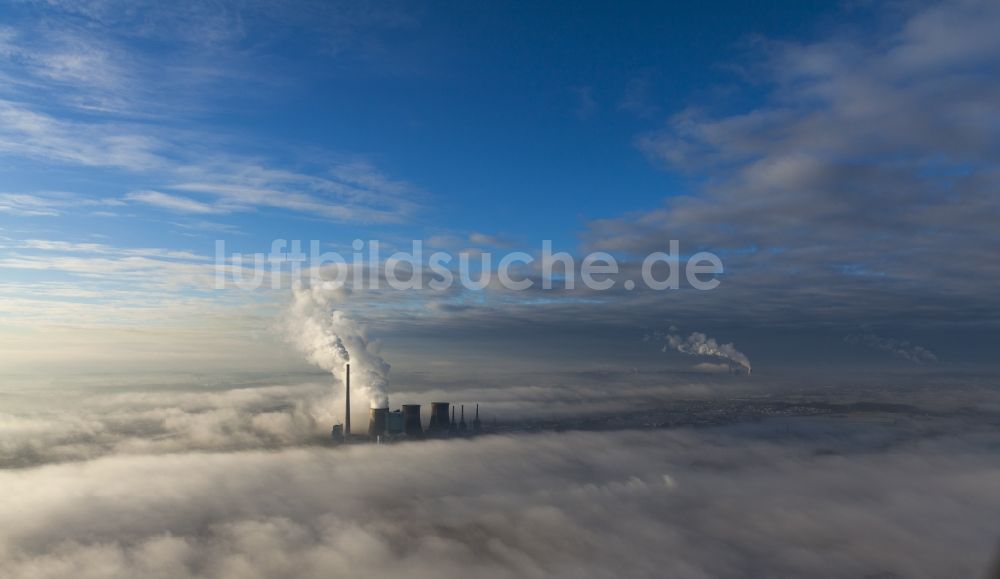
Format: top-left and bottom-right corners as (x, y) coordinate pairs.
(0, 0), (836, 249)
(2, 0), (999, 376)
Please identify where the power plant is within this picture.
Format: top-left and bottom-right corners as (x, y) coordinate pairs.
(367, 407), (388, 439)
(402, 404), (423, 437)
(332, 363), (486, 444)
(427, 401), (451, 434)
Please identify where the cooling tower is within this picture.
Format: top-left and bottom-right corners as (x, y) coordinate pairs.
(428, 402), (450, 434)
(368, 407), (388, 439)
(402, 404), (423, 437)
(387, 409), (404, 435)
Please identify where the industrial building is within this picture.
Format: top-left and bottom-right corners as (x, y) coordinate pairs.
(331, 363), (484, 444)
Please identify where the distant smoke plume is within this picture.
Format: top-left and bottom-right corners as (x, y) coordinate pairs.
(845, 333), (938, 365)
(285, 283), (390, 408)
(660, 331), (752, 375)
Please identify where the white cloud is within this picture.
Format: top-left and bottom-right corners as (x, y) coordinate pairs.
(169, 158), (421, 224)
(1, 422), (998, 578)
(0, 192), (122, 217)
(18, 239), (209, 260)
(125, 190), (223, 214)
(0, 193), (63, 216)
(0, 100), (166, 170)
(468, 232), (515, 248)
(0, 98), (421, 223)
(582, 0), (1000, 329)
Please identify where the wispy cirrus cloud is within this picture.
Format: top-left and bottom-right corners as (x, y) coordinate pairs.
(15, 239), (209, 261)
(0, 191), (123, 217)
(0, 237), (230, 302)
(125, 190), (224, 215)
(0, 1), (426, 226)
(0, 100), (166, 171)
(0, 1), (418, 116)
(170, 176), (418, 224)
(0, 100), (421, 223)
(0, 193), (63, 217)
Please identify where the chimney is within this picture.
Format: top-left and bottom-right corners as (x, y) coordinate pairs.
(344, 363), (351, 440)
(472, 403), (481, 434)
(449, 406), (457, 433)
(428, 402), (450, 435)
(402, 404), (423, 437)
(459, 404), (467, 433)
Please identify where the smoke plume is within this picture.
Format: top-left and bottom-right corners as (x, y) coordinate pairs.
(845, 333), (938, 365)
(285, 283), (391, 408)
(662, 331), (752, 375)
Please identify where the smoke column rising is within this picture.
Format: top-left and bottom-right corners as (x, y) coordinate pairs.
(845, 333), (938, 365)
(663, 331), (752, 375)
(285, 283), (391, 408)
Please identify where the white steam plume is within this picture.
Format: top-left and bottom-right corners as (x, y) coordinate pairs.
(662, 331), (752, 375)
(845, 333), (938, 365)
(285, 283), (391, 408)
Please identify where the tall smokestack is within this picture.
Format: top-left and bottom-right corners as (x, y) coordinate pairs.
(459, 404), (467, 433)
(472, 403), (481, 434)
(344, 363), (351, 440)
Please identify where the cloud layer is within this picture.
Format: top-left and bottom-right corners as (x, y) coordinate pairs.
(3, 423), (1000, 579)
(583, 0), (1000, 330)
